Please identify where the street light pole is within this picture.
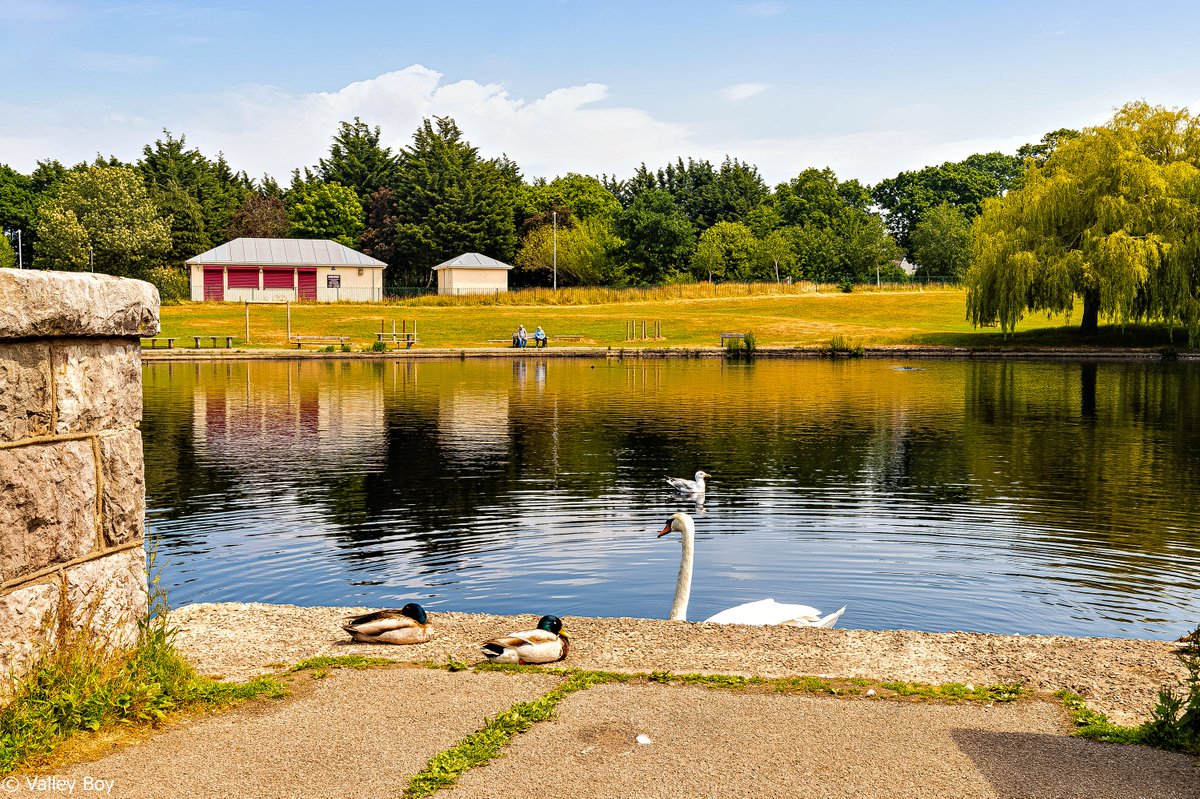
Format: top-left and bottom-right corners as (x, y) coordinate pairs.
(16, 229), (22, 269)
(89, 245), (94, 273)
(552, 210), (557, 291)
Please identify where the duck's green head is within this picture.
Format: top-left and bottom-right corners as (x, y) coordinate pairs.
(537, 614), (564, 636)
(401, 603), (429, 625)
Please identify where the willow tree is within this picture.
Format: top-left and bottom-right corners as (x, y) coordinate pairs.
(967, 103), (1200, 341)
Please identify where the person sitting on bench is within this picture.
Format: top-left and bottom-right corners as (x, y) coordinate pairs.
(514, 325), (528, 348)
(534, 325), (548, 348)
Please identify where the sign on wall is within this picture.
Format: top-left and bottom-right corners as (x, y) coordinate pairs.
(327, 274), (341, 288)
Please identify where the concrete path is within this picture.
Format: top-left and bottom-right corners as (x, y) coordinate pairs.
(11, 667), (1199, 799)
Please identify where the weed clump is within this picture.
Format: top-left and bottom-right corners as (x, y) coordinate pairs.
(0, 556), (284, 775)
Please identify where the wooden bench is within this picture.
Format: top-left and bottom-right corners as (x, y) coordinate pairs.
(720, 332), (746, 345)
(376, 332), (420, 349)
(292, 336), (350, 349)
(142, 337), (175, 349)
(192, 335), (234, 349)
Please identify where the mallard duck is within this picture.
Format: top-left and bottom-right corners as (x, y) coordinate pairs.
(666, 470), (710, 494)
(481, 615), (569, 664)
(658, 512), (846, 627)
(342, 603), (432, 644)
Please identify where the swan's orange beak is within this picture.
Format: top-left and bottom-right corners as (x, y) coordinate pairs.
(657, 522), (672, 538)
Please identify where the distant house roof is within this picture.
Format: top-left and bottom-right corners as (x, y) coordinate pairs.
(185, 238), (386, 268)
(432, 252), (513, 271)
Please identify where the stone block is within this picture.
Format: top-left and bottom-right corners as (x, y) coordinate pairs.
(64, 548), (146, 648)
(0, 340), (53, 442)
(0, 581), (58, 681)
(99, 430), (145, 546)
(0, 439), (98, 582)
(53, 340), (142, 434)
(0, 270), (159, 339)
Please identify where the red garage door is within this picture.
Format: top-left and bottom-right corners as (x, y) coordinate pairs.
(227, 268), (259, 289)
(203, 268), (223, 301)
(263, 268), (295, 290)
(298, 269), (317, 301)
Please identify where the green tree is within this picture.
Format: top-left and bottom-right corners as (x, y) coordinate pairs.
(514, 218), (623, 286)
(775, 168), (869, 229)
(0, 234), (15, 269)
(33, 166), (170, 277)
(389, 117), (519, 286)
(691, 221), (759, 281)
(517, 173), (621, 228)
(967, 102), (1200, 340)
(138, 131), (252, 252)
(228, 193), (288, 239)
(910, 203), (973, 280)
(873, 160), (1002, 249)
(614, 189), (696, 283)
(1016, 128), (1081, 166)
(0, 165), (36, 267)
(314, 118), (400, 208)
(286, 181), (364, 247)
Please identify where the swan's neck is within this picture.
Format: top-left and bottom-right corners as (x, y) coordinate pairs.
(670, 527), (693, 621)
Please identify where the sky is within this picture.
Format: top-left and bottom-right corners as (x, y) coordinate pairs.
(2, 0), (1199, 187)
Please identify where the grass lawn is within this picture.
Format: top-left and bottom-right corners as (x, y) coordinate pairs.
(155, 288), (1187, 351)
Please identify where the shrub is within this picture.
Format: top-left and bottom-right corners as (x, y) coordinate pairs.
(340, 344), (352, 353)
(144, 266), (190, 304)
(1143, 624), (1200, 753)
(827, 334), (864, 357)
(370, 341), (387, 352)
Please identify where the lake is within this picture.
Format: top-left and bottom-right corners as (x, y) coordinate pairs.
(143, 356), (1200, 639)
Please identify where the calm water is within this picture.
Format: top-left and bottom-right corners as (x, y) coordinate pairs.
(143, 357), (1200, 639)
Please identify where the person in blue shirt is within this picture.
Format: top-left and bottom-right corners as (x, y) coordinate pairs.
(534, 325), (547, 348)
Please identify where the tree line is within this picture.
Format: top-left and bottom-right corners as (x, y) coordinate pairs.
(2, 103), (1197, 342)
(0, 115), (1061, 292)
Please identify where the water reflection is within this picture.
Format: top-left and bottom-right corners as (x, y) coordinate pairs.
(142, 358), (1200, 638)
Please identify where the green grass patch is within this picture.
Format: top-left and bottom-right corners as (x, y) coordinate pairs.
(878, 680), (1023, 703)
(403, 671), (619, 799)
(1056, 691), (1145, 746)
(288, 655), (397, 673)
(156, 287), (1189, 352)
(0, 565), (285, 776)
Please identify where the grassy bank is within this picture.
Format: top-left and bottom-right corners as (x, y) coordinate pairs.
(156, 287), (1190, 351)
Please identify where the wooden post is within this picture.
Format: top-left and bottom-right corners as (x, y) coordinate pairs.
(244, 300), (250, 343)
(641, 320), (646, 339)
(286, 301), (291, 342)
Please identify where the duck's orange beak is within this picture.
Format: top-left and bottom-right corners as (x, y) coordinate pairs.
(657, 522), (672, 538)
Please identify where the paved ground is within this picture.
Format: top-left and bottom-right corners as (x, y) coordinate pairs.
(11, 667), (1199, 799)
(9, 605), (1197, 798)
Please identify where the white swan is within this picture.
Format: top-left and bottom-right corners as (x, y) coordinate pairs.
(666, 470), (710, 494)
(658, 512), (846, 627)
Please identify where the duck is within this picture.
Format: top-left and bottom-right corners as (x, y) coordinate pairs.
(666, 470), (710, 494)
(658, 512), (845, 627)
(342, 602), (432, 644)
(481, 614), (570, 664)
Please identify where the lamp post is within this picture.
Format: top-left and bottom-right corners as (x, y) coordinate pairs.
(16, 229), (22, 269)
(89, 245), (94, 273)
(552, 210), (557, 291)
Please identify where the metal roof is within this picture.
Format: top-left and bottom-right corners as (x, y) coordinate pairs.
(185, 238), (386, 268)
(432, 252), (513, 271)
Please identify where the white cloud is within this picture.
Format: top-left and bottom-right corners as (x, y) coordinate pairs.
(74, 50), (161, 73)
(0, 65), (1131, 189)
(719, 83), (769, 102)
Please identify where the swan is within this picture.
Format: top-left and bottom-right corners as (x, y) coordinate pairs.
(342, 603), (432, 644)
(666, 470), (710, 494)
(481, 614), (570, 664)
(658, 512), (845, 627)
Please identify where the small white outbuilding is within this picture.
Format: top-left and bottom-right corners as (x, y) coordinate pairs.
(432, 253), (514, 295)
(186, 238), (386, 303)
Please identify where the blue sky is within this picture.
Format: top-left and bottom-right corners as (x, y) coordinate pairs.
(3, 0), (1198, 185)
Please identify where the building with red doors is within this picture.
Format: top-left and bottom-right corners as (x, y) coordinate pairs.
(186, 238), (386, 302)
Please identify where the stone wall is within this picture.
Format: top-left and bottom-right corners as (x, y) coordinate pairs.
(0, 269), (159, 680)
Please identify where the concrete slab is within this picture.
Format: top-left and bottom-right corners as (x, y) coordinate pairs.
(15, 667), (559, 799)
(442, 682), (1200, 799)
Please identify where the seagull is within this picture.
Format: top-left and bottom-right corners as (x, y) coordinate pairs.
(666, 470), (710, 494)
